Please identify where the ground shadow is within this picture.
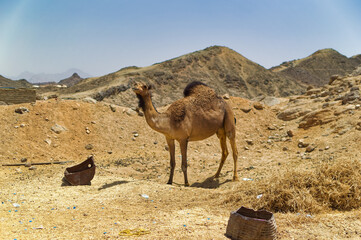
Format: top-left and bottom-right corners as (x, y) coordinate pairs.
(98, 180), (129, 190)
(191, 177), (231, 189)
(61, 177), (92, 187)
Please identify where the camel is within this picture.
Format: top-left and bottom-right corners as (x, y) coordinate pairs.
(133, 81), (239, 186)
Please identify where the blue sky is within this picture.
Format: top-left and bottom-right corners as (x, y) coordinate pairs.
(1, 0), (361, 78)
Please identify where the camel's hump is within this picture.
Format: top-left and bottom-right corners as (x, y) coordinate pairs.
(183, 81), (210, 97)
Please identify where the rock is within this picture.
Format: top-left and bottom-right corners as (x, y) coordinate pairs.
(134, 133), (139, 137)
(277, 107), (312, 121)
(320, 91), (330, 97)
(261, 96), (281, 106)
(306, 88), (322, 96)
(29, 166), (37, 170)
(44, 139), (52, 145)
(240, 107), (252, 113)
(110, 104), (116, 112)
(85, 127), (91, 134)
(21, 158), (27, 163)
(268, 126), (276, 130)
(25, 162), (32, 167)
(253, 102), (264, 110)
(82, 97), (97, 104)
(244, 146), (250, 150)
(222, 94), (230, 99)
(298, 139), (309, 148)
(350, 86), (360, 91)
(305, 145), (316, 153)
(15, 107), (29, 114)
(334, 105), (356, 116)
(329, 75), (339, 85)
(341, 90), (360, 105)
(51, 124), (67, 134)
(287, 130), (294, 137)
(85, 144), (93, 150)
(245, 139), (254, 145)
(125, 108), (137, 116)
(282, 147), (288, 151)
(20, 123), (26, 127)
(298, 109), (335, 129)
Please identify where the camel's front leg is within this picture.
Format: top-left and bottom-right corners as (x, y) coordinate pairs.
(166, 137), (175, 185)
(179, 139), (189, 186)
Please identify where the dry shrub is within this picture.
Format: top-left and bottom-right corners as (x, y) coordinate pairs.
(224, 159), (361, 214)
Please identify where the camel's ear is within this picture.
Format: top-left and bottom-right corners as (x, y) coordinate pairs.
(147, 84), (153, 90)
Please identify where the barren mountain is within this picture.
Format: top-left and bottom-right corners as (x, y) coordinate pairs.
(54, 46), (307, 107)
(0, 75), (32, 88)
(58, 73), (84, 87)
(271, 48), (361, 86)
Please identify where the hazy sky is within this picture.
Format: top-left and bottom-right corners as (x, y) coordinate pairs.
(1, 0), (361, 78)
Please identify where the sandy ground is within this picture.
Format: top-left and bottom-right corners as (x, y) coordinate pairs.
(1, 98), (361, 239)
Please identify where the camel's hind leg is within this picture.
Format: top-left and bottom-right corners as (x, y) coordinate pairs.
(228, 134), (239, 181)
(214, 128), (229, 178)
(179, 139), (190, 186)
(224, 108), (239, 181)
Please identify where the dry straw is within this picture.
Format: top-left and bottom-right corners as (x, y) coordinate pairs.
(224, 159), (361, 214)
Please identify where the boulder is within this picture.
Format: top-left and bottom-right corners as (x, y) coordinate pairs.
(277, 107), (312, 121)
(261, 96), (281, 106)
(82, 97), (97, 104)
(298, 109), (335, 129)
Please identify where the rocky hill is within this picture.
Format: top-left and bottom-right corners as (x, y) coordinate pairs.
(36, 46), (361, 109)
(58, 73), (84, 87)
(56, 46), (308, 107)
(0, 75), (33, 88)
(271, 49), (361, 86)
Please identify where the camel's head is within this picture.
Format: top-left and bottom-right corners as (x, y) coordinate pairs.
(132, 82), (152, 96)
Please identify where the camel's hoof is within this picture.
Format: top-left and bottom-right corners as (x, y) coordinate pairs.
(167, 181), (173, 185)
(184, 183), (190, 187)
(214, 174), (220, 179)
(232, 176), (240, 182)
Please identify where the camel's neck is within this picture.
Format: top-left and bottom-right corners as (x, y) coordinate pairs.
(137, 93), (170, 134)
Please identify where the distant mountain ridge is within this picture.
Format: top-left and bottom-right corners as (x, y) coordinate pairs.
(15, 68), (91, 83)
(0, 75), (32, 88)
(271, 48), (361, 86)
(58, 73), (84, 87)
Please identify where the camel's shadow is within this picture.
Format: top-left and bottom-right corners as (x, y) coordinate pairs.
(191, 177), (231, 189)
(98, 180), (129, 190)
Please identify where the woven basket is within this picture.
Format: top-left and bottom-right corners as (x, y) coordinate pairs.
(225, 207), (277, 240)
